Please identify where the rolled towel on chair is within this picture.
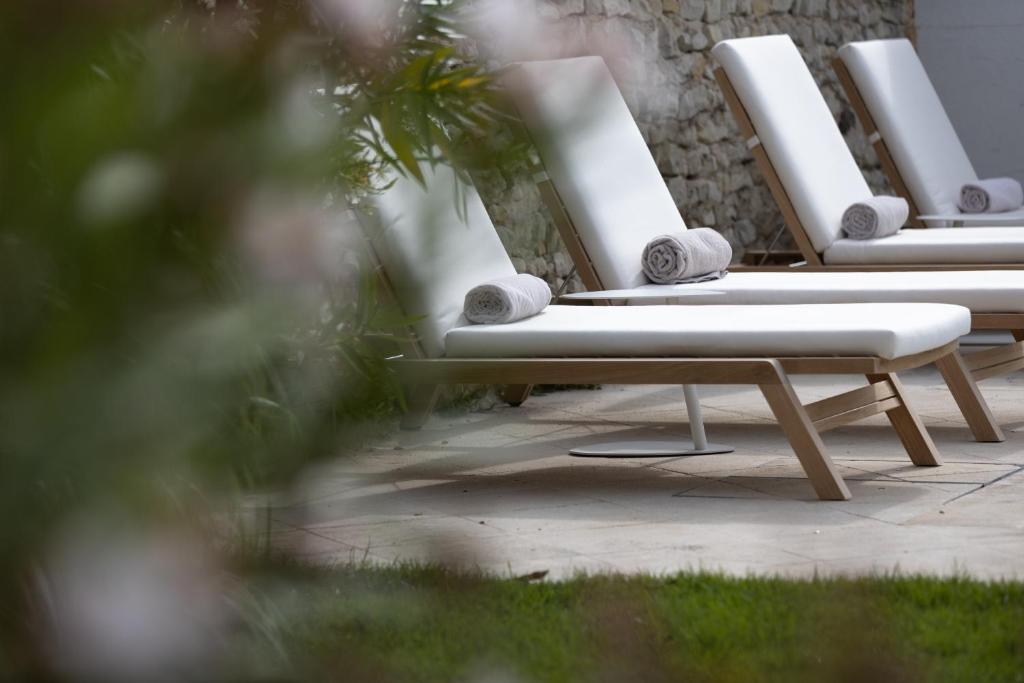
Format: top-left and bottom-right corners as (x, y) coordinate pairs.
(959, 177), (1024, 214)
(840, 196), (908, 240)
(641, 228), (732, 284)
(464, 274), (552, 324)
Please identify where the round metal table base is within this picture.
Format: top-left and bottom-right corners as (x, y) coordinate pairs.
(569, 440), (735, 458)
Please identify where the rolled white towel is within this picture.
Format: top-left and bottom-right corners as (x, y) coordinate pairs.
(464, 274), (552, 324)
(841, 196), (908, 240)
(959, 177), (1024, 214)
(641, 228), (732, 284)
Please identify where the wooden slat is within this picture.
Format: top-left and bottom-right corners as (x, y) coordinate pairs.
(873, 342), (961, 374)
(714, 67), (825, 265)
(357, 216), (430, 362)
(781, 341), (957, 376)
(971, 313), (1024, 330)
(973, 356), (1024, 382)
(787, 344), (961, 375)
(501, 384), (533, 406)
(803, 380), (896, 423)
(813, 397), (902, 433)
(962, 341), (1024, 372)
(389, 357), (786, 385)
(934, 352), (1004, 442)
(391, 343), (956, 387)
(759, 381), (851, 500)
(535, 178), (607, 294)
(833, 57), (925, 227)
(777, 356), (884, 374)
(866, 372), (942, 467)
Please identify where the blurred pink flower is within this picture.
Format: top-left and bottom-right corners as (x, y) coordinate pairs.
(312, 0), (402, 48)
(236, 191), (359, 287)
(39, 521), (224, 681)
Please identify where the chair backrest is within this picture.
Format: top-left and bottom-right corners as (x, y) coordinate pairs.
(838, 39), (978, 216)
(364, 163), (516, 358)
(712, 35), (873, 253)
(507, 57), (687, 291)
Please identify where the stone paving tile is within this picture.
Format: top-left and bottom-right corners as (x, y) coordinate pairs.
(774, 546), (1022, 581)
(474, 556), (620, 581)
(310, 515), (511, 551)
(271, 366), (1024, 579)
(752, 523), (1016, 564)
(907, 475), (1024, 530)
(270, 528), (365, 563)
(358, 531), (587, 572)
(593, 547), (814, 576)
(467, 502), (676, 535)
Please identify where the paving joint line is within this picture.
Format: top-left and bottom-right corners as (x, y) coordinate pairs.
(942, 464), (1024, 505)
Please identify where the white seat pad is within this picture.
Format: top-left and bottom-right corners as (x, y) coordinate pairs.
(444, 303), (969, 360)
(825, 227), (1024, 265)
(575, 271), (1024, 313)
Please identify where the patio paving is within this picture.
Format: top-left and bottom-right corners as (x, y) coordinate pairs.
(269, 355), (1024, 580)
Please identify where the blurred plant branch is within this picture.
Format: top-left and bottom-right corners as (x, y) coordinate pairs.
(0, 0), (529, 676)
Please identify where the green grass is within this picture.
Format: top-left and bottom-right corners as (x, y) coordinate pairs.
(227, 564), (1024, 682)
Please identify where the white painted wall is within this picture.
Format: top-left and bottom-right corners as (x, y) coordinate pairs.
(916, 0), (1024, 183)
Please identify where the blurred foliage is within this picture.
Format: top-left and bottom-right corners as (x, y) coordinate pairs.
(0, 0), (527, 676)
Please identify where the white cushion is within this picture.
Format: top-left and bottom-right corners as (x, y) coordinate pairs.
(368, 164), (516, 358)
(445, 303), (970, 361)
(712, 36), (872, 253)
(825, 227), (1024, 265)
(581, 270), (1024, 313)
(838, 39), (977, 217)
(507, 57), (687, 290)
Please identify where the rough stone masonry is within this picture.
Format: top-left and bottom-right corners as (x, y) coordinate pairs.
(476, 0), (915, 292)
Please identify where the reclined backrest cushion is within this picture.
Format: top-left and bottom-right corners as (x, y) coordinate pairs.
(508, 57), (687, 290)
(367, 163), (516, 358)
(712, 35), (873, 253)
(838, 39), (978, 216)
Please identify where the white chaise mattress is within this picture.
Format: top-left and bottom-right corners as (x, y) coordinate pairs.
(577, 270), (1024, 313)
(444, 303), (970, 360)
(825, 228), (1024, 265)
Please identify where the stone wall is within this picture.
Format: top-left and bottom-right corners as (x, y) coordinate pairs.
(478, 0), (915, 291)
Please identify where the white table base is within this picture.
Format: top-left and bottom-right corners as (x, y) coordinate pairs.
(569, 384), (734, 458)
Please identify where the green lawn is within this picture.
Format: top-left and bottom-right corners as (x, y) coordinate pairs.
(227, 564), (1024, 682)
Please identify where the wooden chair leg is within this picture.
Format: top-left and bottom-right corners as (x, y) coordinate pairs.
(400, 384), (440, 430)
(759, 379), (851, 501)
(502, 384), (533, 407)
(866, 373), (942, 467)
(934, 352), (1005, 443)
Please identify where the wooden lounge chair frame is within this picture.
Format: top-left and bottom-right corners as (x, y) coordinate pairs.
(834, 55), (1024, 228)
(528, 156), (1004, 446)
(711, 65), (1024, 396)
(713, 66), (1024, 272)
(362, 212), (996, 501)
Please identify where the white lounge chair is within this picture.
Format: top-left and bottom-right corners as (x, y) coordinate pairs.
(835, 38), (1024, 227)
(711, 35), (1024, 268)
(360, 160), (973, 500)
(505, 55), (1018, 442)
